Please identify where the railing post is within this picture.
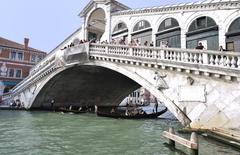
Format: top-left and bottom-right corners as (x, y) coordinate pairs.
(190, 132), (198, 155)
(237, 56), (240, 68)
(169, 127), (175, 147)
(152, 49), (156, 59)
(105, 45), (109, 54)
(129, 47), (133, 57)
(202, 53), (209, 64)
(160, 49), (165, 59)
(85, 42), (90, 58)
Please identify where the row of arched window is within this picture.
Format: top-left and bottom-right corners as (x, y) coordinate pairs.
(112, 16), (240, 52)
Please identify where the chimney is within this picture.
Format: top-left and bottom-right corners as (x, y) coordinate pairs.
(24, 38), (29, 49)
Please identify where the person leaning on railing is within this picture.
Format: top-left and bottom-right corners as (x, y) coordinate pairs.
(195, 42), (204, 50)
(219, 46), (226, 52)
(127, 39), (137, 46)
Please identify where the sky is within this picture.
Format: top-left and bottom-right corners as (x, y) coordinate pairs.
(0, 0), (199, 53)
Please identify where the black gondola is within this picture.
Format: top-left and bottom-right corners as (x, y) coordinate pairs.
(97, 107), (168, 119)
(58, 107), (86, 114)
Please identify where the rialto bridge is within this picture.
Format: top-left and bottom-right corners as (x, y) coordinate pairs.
(4, 0), (240, 130)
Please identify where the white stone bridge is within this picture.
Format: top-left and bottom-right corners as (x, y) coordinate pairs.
(6, 43), (240, 130)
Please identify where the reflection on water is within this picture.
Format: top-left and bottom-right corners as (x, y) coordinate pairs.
(0, 111), (239, 155)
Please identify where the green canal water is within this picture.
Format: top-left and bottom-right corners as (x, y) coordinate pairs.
(0, 111), (239, 155)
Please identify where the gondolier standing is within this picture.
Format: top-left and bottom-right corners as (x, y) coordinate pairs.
(50, 99), (55, 110)
(154, 102), (158, 113)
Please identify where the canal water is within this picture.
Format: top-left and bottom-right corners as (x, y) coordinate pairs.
(0, 111), (239, 155)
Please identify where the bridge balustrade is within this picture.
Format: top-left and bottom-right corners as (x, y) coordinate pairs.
(90, 44), (106, 53)
(207, 52), (239, 68)
(132, 46), (153, 58)
(9, 43), (240, 100)
(108, 45), (129, 56)
(89, 43), (240, 70)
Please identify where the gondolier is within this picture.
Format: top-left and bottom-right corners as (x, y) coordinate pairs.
(154, 102), (158, 113)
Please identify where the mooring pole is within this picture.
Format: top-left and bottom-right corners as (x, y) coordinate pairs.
(190, 132), (199, 155)
(169, 127), (175, 147)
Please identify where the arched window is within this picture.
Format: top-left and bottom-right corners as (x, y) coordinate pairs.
(133, 20), (151, 32)
(156, 18), (181, 48)
(188, 16), (217, 32)
(113, 22), (127, 34)
(226, 17), (240, 52)
(186, 16), (218, 50)
(87, 8), (106, 41)
(112, 22), (128, 44)
(158, 18), (179, 32)
(227, 17), (240, 35)
(132, 20), (152, 46)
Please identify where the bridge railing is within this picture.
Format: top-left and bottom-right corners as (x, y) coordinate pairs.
(89, 43), (240, 69)
(11, 43), (89, 94)
(11, 61), (57, 94)
(89, 44), (106, 53)
(64, 43), (88, 63)
(11, 52), (57, 94)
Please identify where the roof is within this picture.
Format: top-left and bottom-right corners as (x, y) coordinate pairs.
(79, 0), (130, 17)
(112, 0), (240, 16)
(0, 37), (45, 53)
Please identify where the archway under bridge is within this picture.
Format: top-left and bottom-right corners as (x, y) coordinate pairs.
(29, 64), (190, 127)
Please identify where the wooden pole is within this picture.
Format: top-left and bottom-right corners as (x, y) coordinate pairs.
(169, 127), (175, 147)
(190, 132), (198, 155)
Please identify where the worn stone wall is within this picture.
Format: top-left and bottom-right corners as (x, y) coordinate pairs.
(117, 64), (240, 129)
(159, 69), (240, 129)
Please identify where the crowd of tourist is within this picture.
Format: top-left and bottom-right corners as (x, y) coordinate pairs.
(102, 38), (155, 47)
(61, 39), (89, 50)
(61, 38), (228, 53)
(195, 42), (227, 52)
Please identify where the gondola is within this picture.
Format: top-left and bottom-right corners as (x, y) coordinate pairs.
(58, 107), (86, 114)
(97, 107), (168, 119)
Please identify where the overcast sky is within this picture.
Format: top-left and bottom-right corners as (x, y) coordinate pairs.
(0, 0), (199, 52)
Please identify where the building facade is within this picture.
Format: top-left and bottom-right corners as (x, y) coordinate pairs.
(0, 37), (46, 99)
(57, 0), (240, 107)
(64, 0), (239, 52)
(48, 0), (240, 107)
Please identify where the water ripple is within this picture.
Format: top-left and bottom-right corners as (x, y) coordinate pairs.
(0, 111), (238, 155)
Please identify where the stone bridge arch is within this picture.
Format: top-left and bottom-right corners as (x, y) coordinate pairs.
(10, 40), (240, 130)
(27, 60), (191, 126)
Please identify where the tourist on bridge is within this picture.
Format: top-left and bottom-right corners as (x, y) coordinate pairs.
(149, 41), (154, 47)
(195, 42), (205, 50)
(165, 41), (169, 48)
(144, 41), (148, 46)
(129, 39), (136, 46)
(136, 39), (141, 46)
(219, 46), (226, 51)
